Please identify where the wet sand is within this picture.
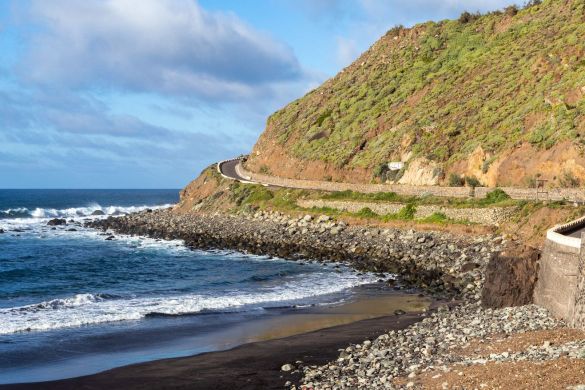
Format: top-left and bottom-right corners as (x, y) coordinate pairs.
(4, 290), (434, 389)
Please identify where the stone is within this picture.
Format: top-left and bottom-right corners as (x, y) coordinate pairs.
(281, 364), (294, 372)
(481, 245), (539, 308)
(91, 210), (105, 216)
(47, 218), (67, 226)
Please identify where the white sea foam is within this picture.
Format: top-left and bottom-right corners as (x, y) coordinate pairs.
(0, 204), (174, 234)
(0, 204), (173, 220)
(0, 271), (378, 334)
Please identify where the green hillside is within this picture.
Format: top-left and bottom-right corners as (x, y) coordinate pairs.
(247, 0), (585, 187)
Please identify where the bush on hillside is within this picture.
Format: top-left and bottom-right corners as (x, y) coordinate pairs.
(449, 173), (464, 187)
(465, 176), (482, 188)
(396, 204), (416, 220)
(484, 188), (511, 203)
(459, 11), (480, 24)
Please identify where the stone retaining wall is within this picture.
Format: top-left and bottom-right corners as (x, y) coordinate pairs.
(239, 163), (585, 202)
(297, 199), (513, 226)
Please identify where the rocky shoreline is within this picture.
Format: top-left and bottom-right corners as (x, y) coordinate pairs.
(87, 208), (504, 299)
(295, 303), (573, 389)
(86, 209), (583, 389)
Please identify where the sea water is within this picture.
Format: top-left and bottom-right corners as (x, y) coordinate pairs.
(0, 190), (380, 384)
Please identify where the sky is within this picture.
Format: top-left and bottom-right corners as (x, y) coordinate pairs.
(0, 0), (517, 189)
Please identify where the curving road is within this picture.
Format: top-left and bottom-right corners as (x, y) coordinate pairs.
(219, 159), (249, 182)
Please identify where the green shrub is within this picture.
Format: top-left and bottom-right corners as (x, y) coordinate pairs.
(449, 173), (464, 187)
(314, 110), (332, 127)
(355, 207), (377, 218)
(244, 186), (274, 204)
(371, 192), (400, 201)
(465, 176), (481, 188)
(396, 204), (416, 220)
(459, 11), (480, 24)
(484, 188), (511, 203)
(421, 212), (448, 223)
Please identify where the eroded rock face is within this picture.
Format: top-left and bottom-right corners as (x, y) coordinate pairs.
(481, 245), (540, 308)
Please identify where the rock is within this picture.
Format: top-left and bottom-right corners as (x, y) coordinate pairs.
(0, 229), (4, 234)
(66, 228), (77, 232)
(105, 235), (115, 241)
(91, 210), (105, 216)
(460, 262), (480, 272)
(481, 245), (539, 308)
(394, 309), (406, 315)
(281, 364), (294, 372)
(47, 218), (67, 226)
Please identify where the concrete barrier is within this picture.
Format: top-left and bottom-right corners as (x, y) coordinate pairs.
(534, 216), (585, 327)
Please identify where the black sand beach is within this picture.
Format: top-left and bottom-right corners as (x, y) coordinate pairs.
(5, 311), (427, 390)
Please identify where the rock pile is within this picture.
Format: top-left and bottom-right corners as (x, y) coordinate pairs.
(87, 209), (505, 298)
(295, 303), (563, 389)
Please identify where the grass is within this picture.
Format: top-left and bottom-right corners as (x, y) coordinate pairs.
(226, 182), (585, 230)
(316, 188), (519, 208)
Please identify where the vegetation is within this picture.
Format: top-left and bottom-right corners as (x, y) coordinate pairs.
(253, 0), (585, 181)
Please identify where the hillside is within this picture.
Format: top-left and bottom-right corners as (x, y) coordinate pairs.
(246, 0), (585, 188)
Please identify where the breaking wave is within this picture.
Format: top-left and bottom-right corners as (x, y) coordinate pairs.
(0, 204), (173, 220)
(0, 270), (378, 334)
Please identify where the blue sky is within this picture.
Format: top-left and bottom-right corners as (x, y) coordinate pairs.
(0, 0), (516, 189)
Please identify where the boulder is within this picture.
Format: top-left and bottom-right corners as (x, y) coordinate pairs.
(481, 245), (540, 308)
(47, 218), (66, 226)
(91, 210), (105, 216)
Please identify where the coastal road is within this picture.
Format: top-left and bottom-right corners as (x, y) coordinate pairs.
(219, 159), (249, 182)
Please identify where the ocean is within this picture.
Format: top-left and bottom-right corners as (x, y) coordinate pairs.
(0, 190), (381, 384)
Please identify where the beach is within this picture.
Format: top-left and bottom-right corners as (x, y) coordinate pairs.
(2, 288), (433, 389)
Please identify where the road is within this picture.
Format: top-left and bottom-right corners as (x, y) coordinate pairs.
(219, 159), (250, 182)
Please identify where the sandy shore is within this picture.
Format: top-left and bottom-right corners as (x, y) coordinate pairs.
(10, 315), (424, 390)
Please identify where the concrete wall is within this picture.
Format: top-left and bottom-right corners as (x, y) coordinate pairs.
(239, 163), (585, 202)
(534, 220), (585, 328)
(533, 239), (580, 321)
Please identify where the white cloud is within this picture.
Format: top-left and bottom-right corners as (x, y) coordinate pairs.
(21, 0), (305, 100)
